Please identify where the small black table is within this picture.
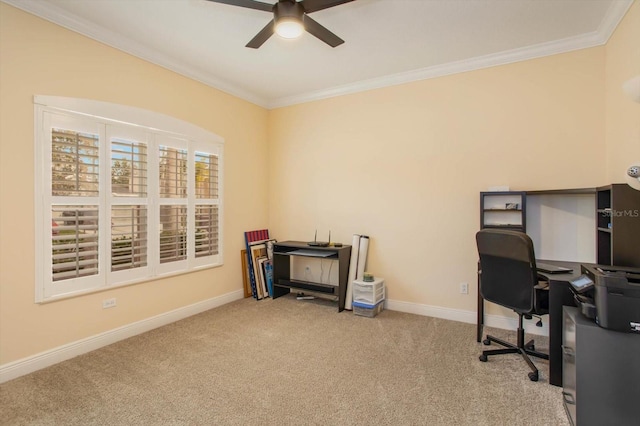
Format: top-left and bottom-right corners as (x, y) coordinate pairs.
(272, 241), (352, 312)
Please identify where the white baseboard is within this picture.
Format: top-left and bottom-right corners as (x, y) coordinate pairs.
(385, 299), (549, 337)
(0, 290), (243, 384)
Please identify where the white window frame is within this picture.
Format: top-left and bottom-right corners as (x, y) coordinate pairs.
(34, 96), (224, 302)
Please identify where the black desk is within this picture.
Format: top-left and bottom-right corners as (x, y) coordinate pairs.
(562, 306), (640, 425)
(272, 241), (352, 312)
(476, 259), (582, 387)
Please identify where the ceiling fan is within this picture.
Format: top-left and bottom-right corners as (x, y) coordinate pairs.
(206, 0), (354, 48)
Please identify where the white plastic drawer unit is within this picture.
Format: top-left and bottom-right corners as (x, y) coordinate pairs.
(352, 278), (385, 305)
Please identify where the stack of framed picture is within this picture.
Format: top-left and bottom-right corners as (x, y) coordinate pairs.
(242, 229), (277, 300)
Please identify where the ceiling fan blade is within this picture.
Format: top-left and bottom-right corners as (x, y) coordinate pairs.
(301, 0), (355, 14)
(303, 15), (344, 47)
(205, 0), (272, 12)
(246, 19), (275, 48)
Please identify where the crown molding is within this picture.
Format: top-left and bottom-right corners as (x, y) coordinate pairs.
(597, 0), (634, 39)
(3, 0), (633, 110)
(269, 0), (634, 108)
(1, 0), (270, 108)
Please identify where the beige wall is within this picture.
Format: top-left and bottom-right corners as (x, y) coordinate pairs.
(268, 2), (640, 319)
(1, 2), (639, 366)
(0, 4), (269, 364)
(605, 1), (640, 182)
(268, 46), (607, 317)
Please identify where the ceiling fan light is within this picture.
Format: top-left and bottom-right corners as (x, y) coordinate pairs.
(275, 19), (304, 39)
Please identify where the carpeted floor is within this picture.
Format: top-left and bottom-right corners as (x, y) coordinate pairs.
(0, 295), (569, 425)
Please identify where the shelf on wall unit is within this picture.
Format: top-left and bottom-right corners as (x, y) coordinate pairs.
(480, 191), (527, 233)
(526, 188), (596, 196)
(277, 279), (337, 293)
(596, 184), (640, 267)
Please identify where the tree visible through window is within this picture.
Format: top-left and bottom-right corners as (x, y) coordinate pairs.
(51, 128), (99, 197)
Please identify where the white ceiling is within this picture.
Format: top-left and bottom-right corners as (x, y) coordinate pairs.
(3, 0), (633, 108)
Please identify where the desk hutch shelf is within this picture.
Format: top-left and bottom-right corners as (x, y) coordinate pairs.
(596, 184), (640, 267)
(480, 186), (640, 267)
(480, 191), (526, 232)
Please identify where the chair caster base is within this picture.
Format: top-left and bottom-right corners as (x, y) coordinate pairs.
(528, 371), (538, 382)
(483, 339), (491, 346)
(479, 354), (488, 362)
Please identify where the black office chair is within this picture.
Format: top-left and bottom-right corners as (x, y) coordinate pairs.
(476, 229), (549, 382)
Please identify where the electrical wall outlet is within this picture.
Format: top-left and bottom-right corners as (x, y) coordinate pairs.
(102, 298), (117, 309)
(460, 283), (469, 294)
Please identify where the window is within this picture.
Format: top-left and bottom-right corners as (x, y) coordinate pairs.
(35, 97), (224, 302)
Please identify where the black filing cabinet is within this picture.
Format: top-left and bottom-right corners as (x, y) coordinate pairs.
(562, 307), (640, 426)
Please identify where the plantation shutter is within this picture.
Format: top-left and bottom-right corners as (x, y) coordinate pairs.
(158, 140), (189, 271)
(52, 205), (99, 281)
(51, 128), (99, 197)
(42, 111), (105, 298)
(110, 135), (149, 275)
(50, 124), (101, 284)
(194, 151), (219, 261)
